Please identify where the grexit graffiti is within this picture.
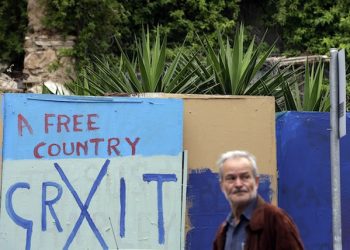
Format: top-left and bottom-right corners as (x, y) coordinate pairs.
(0, 94), (184, 250)
(4, 158), (181, 250)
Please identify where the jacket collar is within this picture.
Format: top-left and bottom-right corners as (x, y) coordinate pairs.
(248, 195), (266, 231)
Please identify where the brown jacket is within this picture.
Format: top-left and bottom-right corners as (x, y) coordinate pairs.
(213, 196), (304, 250)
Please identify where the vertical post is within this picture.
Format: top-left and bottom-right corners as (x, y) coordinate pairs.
(330, 48), (342, 250)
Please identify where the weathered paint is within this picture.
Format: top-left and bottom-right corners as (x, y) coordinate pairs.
(185, 169), (272, 250)
(276, 112), (350, 250)
(0, 94), (184, 250)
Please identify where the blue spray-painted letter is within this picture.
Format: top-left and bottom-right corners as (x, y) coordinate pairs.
(6, 182), (33, 250)
(42, 181), (63, 232)
(120, 177), (126, 238)
(143, 174), (177, 244)
(54, 159), (110, 250)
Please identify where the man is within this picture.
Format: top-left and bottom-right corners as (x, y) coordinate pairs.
(213, 150), (304, 250)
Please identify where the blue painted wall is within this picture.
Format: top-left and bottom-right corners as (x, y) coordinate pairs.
(276, 112), (350, 250)
(186, 111), (350, 250)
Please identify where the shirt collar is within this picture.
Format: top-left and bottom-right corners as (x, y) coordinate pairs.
(226, 196), (258, 224)
(242, 196), (258, 220)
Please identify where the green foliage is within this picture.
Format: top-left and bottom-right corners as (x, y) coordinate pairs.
(47, 24), (331, 113)
(2, 0), (348, 112)
(198, 24), (299, 112)
(67, 27), (210, 95)
(41, 0), (129, 67)
(265, 0), (350, 60)
(346, 73), (350, 111)
(0, 0), (27, 68)
(262, 0), (348, 111)
(282, 61), (330, 111)
(201, 25), (275, 95)
(41, 0), (239, 66)
(122, 0), (239, 47)
(65, 24), (296, 113)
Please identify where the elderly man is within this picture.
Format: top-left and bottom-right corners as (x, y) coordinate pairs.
(213, 150), (304, 250)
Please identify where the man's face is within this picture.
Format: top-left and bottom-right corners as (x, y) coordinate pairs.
(220, 157), (259, 208)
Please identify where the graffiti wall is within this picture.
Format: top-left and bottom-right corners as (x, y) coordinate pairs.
(0, 94), (185, 250)
(0, 93), (278, 250)
(276, 112), (350, 250)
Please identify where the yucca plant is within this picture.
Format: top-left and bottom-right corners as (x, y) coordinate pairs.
(66, 58), (127, 95)
(199, 24), (291, 99)
(67, 27), (209, 95)
(282, 60), (330, 111)
(59, 24), (303, 105)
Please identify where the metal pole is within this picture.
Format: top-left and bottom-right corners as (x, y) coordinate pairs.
(330, 48), (342, 250)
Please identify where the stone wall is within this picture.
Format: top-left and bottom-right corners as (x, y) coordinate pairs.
(22, 0), (76, 93)
(0, 0), (76, 94)
(23, 34), (75, 92)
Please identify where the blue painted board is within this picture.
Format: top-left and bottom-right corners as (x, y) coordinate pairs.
(3, 93), (183, 159)
(276, 111), (350, 250)
(0, 93), (185, 250)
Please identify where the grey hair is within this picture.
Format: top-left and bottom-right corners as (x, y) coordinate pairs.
(217, 150), (259, 180)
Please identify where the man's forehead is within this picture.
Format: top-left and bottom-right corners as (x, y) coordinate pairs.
(222, 165), (254, 175)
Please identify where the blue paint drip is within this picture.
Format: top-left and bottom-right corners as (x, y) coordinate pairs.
(42, 182), (63, 232)
(143, 174), (177, 244)
(6, 182), (33, 250)
(54, 160), (110, 250)
(120, 177), (126, 238)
